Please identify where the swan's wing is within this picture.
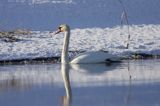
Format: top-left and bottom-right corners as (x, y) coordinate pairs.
(70, 51), (120, 64)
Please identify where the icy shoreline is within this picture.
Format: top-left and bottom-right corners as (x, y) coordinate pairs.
(0, 25), (160, 62)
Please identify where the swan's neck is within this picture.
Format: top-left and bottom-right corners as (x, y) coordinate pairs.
(61, 30), (70, 64)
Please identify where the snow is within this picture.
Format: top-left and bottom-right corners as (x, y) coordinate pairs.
(0, 24), (160, 61)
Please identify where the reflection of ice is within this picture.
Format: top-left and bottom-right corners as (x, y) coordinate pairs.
(0, 60), (160, 90)
(7, 0), (74, 4)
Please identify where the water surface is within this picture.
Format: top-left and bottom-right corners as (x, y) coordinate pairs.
(0, 59), (160, 106)
(1, 0), (160, 30)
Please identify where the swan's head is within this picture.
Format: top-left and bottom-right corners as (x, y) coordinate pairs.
(55, 24), (70, 34)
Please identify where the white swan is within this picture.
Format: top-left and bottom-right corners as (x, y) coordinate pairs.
(54, 24), (121, 64)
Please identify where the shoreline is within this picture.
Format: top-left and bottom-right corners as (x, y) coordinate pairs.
(0, 53), (160, 65)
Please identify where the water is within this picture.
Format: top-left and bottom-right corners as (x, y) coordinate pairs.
(1, 0), (160, 30)
(0, 59), (160, 106)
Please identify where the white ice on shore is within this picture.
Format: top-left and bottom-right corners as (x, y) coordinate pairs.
(0, 24), (160, 61)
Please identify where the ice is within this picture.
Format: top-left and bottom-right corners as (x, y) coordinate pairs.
(0, 25), (160, 61)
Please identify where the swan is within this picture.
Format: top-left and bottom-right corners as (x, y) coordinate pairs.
(54, 24), (121, 64)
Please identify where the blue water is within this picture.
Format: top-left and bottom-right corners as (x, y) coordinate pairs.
(0, 59), (160, 106)
(0, 0), (160, 30)
(0, 84), (160, 106)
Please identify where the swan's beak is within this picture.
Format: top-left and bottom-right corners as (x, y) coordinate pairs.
(54, 27), (62, 35)
(54, 30), (61, 35)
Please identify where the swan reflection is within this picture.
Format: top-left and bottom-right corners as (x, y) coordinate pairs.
(60, 62), (122, 106)
(61, 64), (72, 106)
(70, 62), (121, 74)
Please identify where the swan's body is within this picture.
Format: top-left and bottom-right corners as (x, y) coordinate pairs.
(70, 51), (119, 64)
(54, 24), (121, 64)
